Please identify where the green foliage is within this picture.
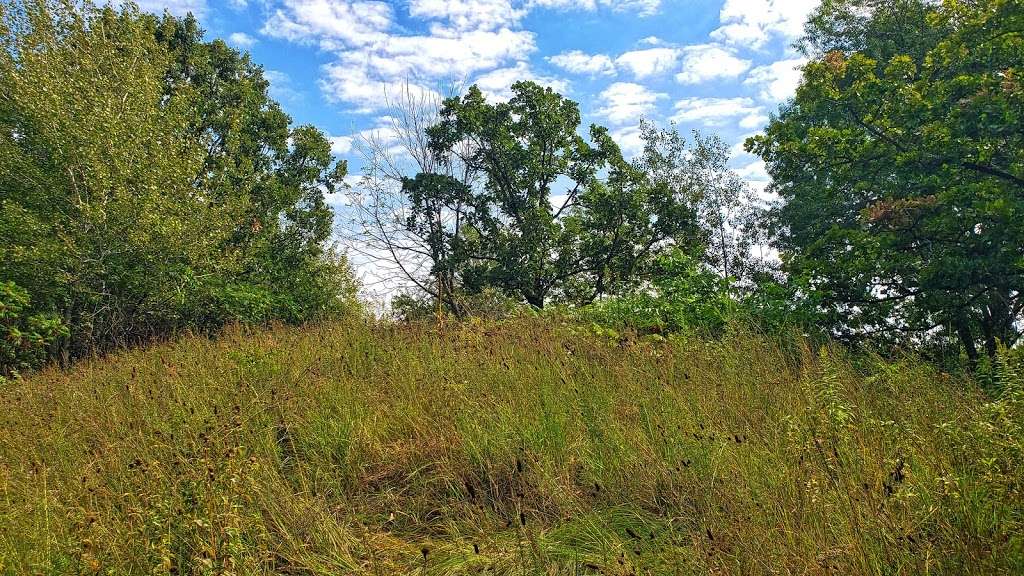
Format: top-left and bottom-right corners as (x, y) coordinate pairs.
(577, 248), (735, 336)
(0, 281), (67, 377)
(0, 0), (357, 365)
(749, 0), (1024, 362)
(421, 84), (721, 309)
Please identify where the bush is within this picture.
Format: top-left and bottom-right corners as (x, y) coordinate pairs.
(0, 281), (67, 378)
(577, 249), (735, 336)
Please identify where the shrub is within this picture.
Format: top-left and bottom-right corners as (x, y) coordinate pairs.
(0, 281), (67, 378)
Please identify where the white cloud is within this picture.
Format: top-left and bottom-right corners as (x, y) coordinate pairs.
(134, 0), (207, 16)
(597, 82), (666, 124)
(473, 62), (570, 101)
(603, 0), (660, 15)
(320, 65), (439, 114)
(639, 36), (662, 46)
(264, 0), (538, 112)
(734, 158), (769, 181)
(547, 50), (616, 76)
(528, 0), (597, 9)
(675, 43), (751, 84)
(342, 28), (536, 80)
(738, 112), (769, 129)
(329, 135), (354, 155)
(611, 124), (646, 158)
(409, 0), (525, 31)
(744, 57), (806, 102)
(261, 0), (393, 48)
(228, 32), (257, 48)
(529, 0), (660, 16)
(264, 0), (674, 114)
(615, 47), (679, 79)
(711, 0), (818, 49)
(671, 97), (762, 127)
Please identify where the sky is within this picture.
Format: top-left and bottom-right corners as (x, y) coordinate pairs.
(134, 0), (816, 186)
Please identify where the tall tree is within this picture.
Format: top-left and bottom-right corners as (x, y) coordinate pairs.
(425, 82), (708, 309)
(152, 12), (350, 322)
(749, 0), (1024, 361)
(0, 0), (356, 363)
(425, 82), (618, 308)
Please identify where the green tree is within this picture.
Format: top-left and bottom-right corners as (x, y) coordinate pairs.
(0, 0), (227, 355)
(423, 82), (708, 309)
(749, 0), (1024, 362)
(0, 0), (357, 364)
(152, 12), (352, 323)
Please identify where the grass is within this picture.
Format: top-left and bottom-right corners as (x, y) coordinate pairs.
(1, 317), (1021, 574)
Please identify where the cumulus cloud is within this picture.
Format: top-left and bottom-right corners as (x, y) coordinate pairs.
(675, 43), (751, 84)
(329, 135), (354, 155)
(615, 47), (679, 78)
(261, 0), (393, 48)
(744, 57), (807, 102)
(264, 0), (543, 112)
(734, 158), (769, 182)
(604, 0), (660, 15)
(597, 82), (666, 124)
(547, 50), (616, 76)
(473, 62), (570, 101)
(610, 124), (646, 158)
(529, 0), (660, 16)
(738, 112), (769, 129)
(409, 0), (525, 32)
(320, 65), (440, 114)
(711, 0), (818, 49)
(228, 32), (257, 48)
(670, 97), (763, 127)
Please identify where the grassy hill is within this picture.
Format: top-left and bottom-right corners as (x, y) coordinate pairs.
(1, 318), (1021, 574)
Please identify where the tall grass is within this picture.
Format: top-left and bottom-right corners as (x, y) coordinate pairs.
(0, 318), (1021, 574)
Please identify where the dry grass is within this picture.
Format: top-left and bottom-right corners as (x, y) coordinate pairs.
(0, 317), (1021, 574)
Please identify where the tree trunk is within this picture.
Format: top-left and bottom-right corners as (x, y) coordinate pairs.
(953, 314), (979, 369)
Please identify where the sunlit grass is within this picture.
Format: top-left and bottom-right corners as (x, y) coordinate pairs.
(1, 317), (1021, 574)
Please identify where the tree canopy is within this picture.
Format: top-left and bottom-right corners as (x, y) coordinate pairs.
(749, 0), (1024, 361)
(0, 0), (357, 372)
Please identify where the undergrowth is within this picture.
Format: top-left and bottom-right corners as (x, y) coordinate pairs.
(0, 318), (1021, 574)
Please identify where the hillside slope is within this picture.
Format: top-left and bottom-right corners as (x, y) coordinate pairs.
(1, 319), (1021, 574)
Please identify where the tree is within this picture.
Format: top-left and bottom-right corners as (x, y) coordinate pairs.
(423, 82), (617, 308)
(630, 122), (762, 284)
(749, 0), (1024, 362)
(152, 12), (351, 322)
(0, 281), (67, 377)
(342, 81), (477, 314)
(424, 82), (710, 309)
(0, 0), (356, 363)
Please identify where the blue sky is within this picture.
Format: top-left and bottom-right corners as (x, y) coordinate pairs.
(135, 0), (816, 194)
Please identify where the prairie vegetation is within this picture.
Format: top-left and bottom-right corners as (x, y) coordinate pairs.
(2, 0), (1023, 573)
(2, 318), (1021, 574)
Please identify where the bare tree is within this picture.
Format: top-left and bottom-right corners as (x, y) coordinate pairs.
(340, 80), (477, 314)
